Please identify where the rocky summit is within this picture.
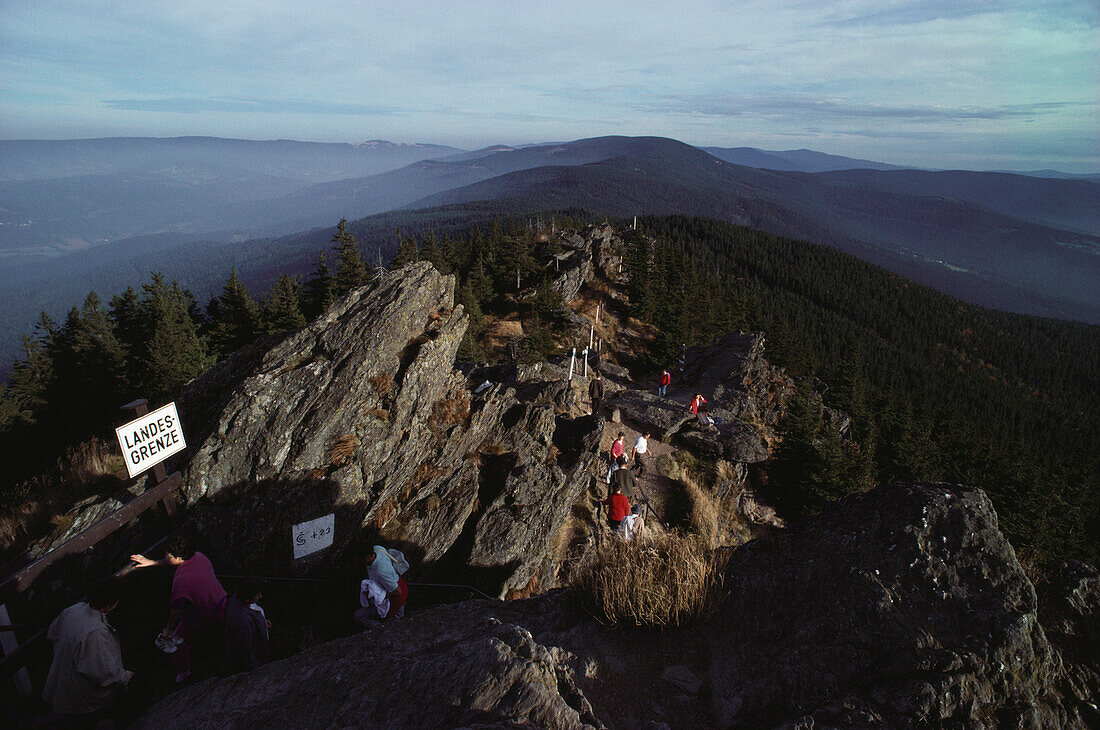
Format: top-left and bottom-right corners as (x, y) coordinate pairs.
(137, 254), (1096, 729)
(175, 261), (599, 598)
(134, 482), (1098, 729)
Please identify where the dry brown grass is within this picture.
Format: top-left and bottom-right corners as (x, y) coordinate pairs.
(61, 439), (118, 484)
(428, 392), (470, 437)
(545, 443), (561, 464)
(369, 373), (395, 397)
(571, 532), (728, 628)
(328, 433), (360, 468)
(0, 438), (124, 556)
(462, 451), (484, 467)
(506, 573), (541, 601)
(682, 477), (720, 548)
(371, 499), (397, 529)
(365, 406), (390, 421)
(480, 441), (508, 456)
(401, 460), (444, 502)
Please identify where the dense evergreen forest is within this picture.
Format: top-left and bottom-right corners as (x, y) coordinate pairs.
(1, 213), (1095, 566)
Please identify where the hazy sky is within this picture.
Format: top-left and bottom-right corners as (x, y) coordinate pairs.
(2, 0), (1097, 171)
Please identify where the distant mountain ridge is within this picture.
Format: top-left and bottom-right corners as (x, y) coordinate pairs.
(703, 146), (908, 172)
(2, 133), (1099, 372)
(408, 139), (1100, 324)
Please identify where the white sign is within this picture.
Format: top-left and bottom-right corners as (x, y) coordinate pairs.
(293, 513), (335, 560)
(115, 402), (187, 479)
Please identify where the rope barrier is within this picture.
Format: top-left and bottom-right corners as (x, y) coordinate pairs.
(215, 574), (498, 601)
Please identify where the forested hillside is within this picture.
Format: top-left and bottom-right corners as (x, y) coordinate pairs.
(1, 214), (1095, 566)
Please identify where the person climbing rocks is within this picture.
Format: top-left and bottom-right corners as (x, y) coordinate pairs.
(223, 577), (270, 674)
(610, 432), (625, 461)
(362, 545), (409, 620)
(632, 432), (650, 477)
(602, 483), (631, 530)
(606, 433), (626, 481)
(131, 534), (227, 684)
(606, 453), (627, 484)
(44, 577), (135, 726)
(658, 369), (671, 397)
(617, 504), (645, 541)
(588, 373), (605, 416)
(611, 457), (636, 498)
(689, 393), (715, 428)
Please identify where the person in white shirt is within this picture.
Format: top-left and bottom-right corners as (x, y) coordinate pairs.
(617, 505), (646, 541)
(44, 578), (134, 723)
(631, 432), (651, 477)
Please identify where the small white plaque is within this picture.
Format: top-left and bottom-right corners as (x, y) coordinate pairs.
(115, 402), (187, 479)
(292, 513), (335, 559)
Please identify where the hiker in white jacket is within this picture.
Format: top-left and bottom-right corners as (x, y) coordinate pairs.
(44, 578), (134, 721)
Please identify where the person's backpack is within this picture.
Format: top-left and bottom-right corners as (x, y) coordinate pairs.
(386, 549), (410, 576)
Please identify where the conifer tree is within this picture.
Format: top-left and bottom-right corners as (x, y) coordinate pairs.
(47, 292), (129, 439)
(770, 383), (850, 517)
(419, 231), (452, 274)
(211, 268), (260, 357)
(456, 282), (485, 362)
(6, 334), (52, 426)
(302, 250), (335, 319)
(109, 287), (142, 371)
(139, 274), (210, 400)
(332, 218), (367, 295)
(389, 233), (419, 268)
(262, 275), (307, 333)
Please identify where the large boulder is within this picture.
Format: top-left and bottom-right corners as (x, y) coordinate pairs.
(708, 483), (1087, 728)
(1034, 560), (1100, 724)
(133, 597), (604, 730)
(175, 263), (599, 598)
(612, 389), (694, 440)
(549, 248), (593, 304)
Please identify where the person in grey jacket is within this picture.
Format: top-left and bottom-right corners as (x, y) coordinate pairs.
(43, 578), (134, 722)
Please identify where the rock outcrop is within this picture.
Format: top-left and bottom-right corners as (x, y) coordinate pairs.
(134, 597), (603, 730)
(175, 263), (600, 598)
(135, 482), (1098, 729)
(709, 483), (1087, 728)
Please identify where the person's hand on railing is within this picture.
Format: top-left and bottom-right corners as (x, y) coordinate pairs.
(130, 554), (158, 568)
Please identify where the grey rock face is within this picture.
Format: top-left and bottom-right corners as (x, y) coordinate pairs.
(133, 599), (604, 730)
(679, 331), (795, 429)
(708, 483), (1086, 728)
(612, 389), (694, 440)
(176, 263), (598, 598)
(586, 224), (622, 279)
(1035, 560), (1100, 726)
(132, 482), (1095, 729)
(549, 248), (594, 304)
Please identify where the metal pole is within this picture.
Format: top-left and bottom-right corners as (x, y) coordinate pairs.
(583, 348), (589, 378)
(568, 348), (575, 381)
(595, 303), (600, 327)
(589, 324), (594, 351)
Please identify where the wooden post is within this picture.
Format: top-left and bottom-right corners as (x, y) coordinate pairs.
(583, 348), (589, 378)
(568, 348), (576, 381)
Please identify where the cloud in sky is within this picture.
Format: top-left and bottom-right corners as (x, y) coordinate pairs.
(1, 0), (1096, 171)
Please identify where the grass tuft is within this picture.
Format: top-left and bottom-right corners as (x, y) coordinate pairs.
(570, 532), (728, 628)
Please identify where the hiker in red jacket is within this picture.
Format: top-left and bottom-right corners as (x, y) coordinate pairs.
(658, 369), (671, 397)
(688, 394), (707, 415)
(601, 484), (631, 530)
